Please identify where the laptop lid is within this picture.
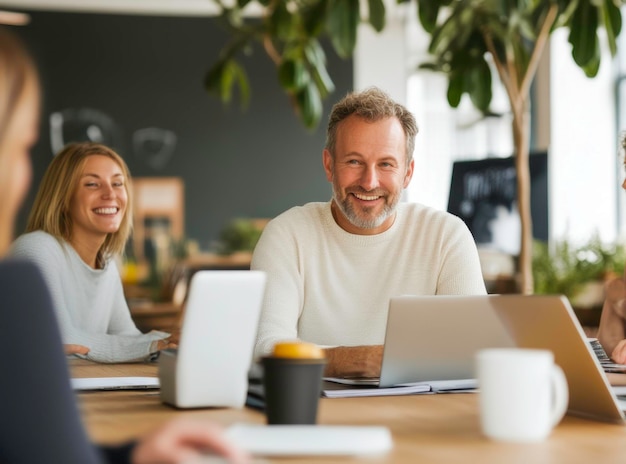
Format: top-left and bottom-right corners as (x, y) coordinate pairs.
(159, 270), (266, 408)
(378, 295), (515, 387)
(489, 294), (626, 424)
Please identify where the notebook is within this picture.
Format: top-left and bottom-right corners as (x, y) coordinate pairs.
(327, 295), (515, 388)
(488, 294), (626, 424)
(71, 377), (160, 391)
(159, 270), (266, 409)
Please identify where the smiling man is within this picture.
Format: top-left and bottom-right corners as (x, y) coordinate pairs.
(252, 87), (486, 378)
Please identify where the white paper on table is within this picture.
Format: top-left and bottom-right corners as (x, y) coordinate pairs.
(71, 377), (160, 391)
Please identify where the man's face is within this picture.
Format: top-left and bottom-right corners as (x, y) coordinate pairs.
(323, 115), (414, 235)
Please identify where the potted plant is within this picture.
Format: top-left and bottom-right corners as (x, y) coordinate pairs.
(218, 218), (265, 256)
(205, 0), (623, 294)
(533, 236), (625, 325)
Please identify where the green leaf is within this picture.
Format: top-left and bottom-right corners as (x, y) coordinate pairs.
(304, 40), (335, 97)
(326, 0), (360, 58)
(311, 64), (335, 98)
(204, 64), (223, 97)
(303, 0), (329, 36)
(297, 83), (323, 130)
(278, 59), (310, 91)
(235, 66), (251, 107)
(204, 58), (250, 109)
(467, 58), (492, 112)
(304, 39), (327, 66)
(269, 1), (294, 40)
(220, 60), (238, 103)
(368, 0), (386, 32)
(419, 61), (442, 72)
(447, 72), (464, 107)
(417, 1), (441, 34)
(581, 49), (601, 77)
(601, 0), (622, 56)
(428, 9), (462, 56)
(452, 8), (478, 50)
(236, 0), (252, 8)
(568, 0), (599, 68)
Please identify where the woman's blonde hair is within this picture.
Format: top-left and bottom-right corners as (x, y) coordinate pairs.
(26, 142), (134, 262)
(0, 28), (38, 255)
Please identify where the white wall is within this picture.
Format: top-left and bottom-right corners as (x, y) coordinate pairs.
(550, 29), (618, 245)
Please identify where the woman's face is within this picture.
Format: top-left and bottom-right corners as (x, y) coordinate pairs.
(2, 81), (39, 232)
(68, 154), (128, 245)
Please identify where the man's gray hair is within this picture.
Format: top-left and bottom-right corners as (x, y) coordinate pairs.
(325, 87), (418, 163)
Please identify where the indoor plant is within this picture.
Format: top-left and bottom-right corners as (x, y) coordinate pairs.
(217, 218), (265, 255)
(533, 236), (625, 307)
(205, 0), (624, 293)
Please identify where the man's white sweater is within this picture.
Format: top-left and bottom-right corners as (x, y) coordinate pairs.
(252, 201), (486, 358)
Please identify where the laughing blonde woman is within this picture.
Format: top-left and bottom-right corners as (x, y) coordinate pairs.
(11, 142), (175, 362)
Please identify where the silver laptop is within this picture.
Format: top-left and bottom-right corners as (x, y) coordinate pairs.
(376, 295), (515, 387)
(489, 294), (626, 424)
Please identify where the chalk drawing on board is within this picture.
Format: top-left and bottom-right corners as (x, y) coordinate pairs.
(132, 127), (177, 170)
(447, 153), (548, 257)
(49, 107), (121, 155)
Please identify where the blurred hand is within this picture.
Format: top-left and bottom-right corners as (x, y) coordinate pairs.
(606, 278), (626, 318)
(166, 328), (181, 346)
(612, 339), (626, 364)
(598, 277), (626, 361)
(131, 418), (249, 464)
(156, 339), (178, 351)
(64, 344), (90, 356)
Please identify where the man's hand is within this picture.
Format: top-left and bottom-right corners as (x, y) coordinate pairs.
(131, 418), (249, 464)
(323, 345), (383, 378)
(612, 339), (626, 365)
(64, 344), (89, 356)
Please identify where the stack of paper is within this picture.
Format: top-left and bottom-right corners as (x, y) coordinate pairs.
(322, 378), (477, 398)
(322, 383), (430, 398)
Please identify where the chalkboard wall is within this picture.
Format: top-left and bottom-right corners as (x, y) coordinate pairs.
(14, 10), (353, 250)
(447, 153), (549, 254)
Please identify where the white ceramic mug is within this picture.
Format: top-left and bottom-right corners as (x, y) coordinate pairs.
(476, 348), (569, 443)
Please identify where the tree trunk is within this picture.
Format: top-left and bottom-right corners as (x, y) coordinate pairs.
(512, 100), (533, 294)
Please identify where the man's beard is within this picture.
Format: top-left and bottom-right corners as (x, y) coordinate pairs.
(331, 182), (400, 230)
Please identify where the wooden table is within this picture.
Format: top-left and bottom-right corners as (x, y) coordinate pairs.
(71, 360), (626, 463)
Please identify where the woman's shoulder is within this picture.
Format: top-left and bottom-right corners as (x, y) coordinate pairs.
(13, 230), (62, 248)
(10, 231), (67, 261)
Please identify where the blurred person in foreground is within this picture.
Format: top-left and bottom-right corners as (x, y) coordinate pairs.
(0, 26), (247, 464)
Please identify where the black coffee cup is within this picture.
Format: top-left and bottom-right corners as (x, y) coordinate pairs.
(262, 356), (326, 425)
